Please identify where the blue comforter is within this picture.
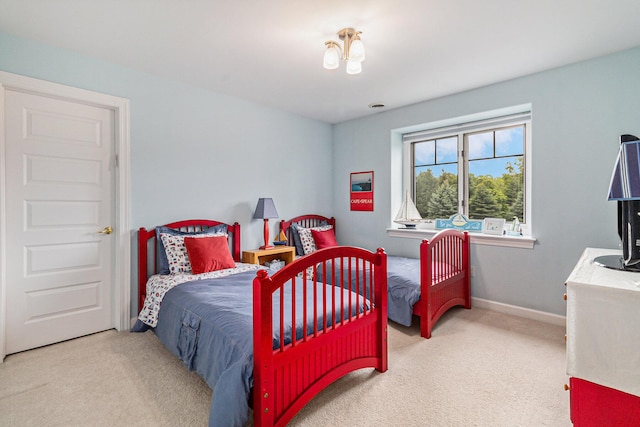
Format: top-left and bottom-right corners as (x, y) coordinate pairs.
(386, 256), (421, 326)
(132, 270), (367, 427)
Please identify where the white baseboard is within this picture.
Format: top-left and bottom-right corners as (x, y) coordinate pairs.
(472, 297), (566, 327)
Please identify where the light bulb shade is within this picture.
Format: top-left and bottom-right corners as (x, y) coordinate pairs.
(323, 45), (340, 70)
(253, 198), (279, 219)
(608, 138), (640, 200)
(349, 38), (365, 62)
(346, 59), (362, 75)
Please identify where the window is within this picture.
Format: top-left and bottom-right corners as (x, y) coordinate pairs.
(403, 108), (531, 227)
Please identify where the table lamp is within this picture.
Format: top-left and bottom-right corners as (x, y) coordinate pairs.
(596, 134), (640, 271)
(253, 198), (279, 249)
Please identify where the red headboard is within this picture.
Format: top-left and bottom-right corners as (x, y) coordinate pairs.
(137, 219), (241, 312)
(279, 214), (336, 247)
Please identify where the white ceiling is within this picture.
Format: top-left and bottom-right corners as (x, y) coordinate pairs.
(1, 0), (640, 124)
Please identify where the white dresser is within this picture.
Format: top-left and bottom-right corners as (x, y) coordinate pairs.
(565, 247), (640, 426)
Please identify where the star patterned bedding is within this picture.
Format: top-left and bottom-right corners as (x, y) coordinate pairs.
(136, 263), (262, 327)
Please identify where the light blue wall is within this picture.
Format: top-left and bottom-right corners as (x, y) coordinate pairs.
(3, 30), (639, 318)
(332, 47), (640, 316)
(0, 31), (334, 315)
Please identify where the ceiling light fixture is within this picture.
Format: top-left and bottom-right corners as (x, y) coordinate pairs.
(323, 28), (365, 75)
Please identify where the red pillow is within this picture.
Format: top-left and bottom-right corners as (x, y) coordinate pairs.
(183, 235), (236, 274)
(311, 228), (338, 249)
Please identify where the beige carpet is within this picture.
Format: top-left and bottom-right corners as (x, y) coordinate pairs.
(0, 307), (571, 426)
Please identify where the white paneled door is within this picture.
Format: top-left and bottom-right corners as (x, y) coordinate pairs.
(4, 90), (115, 354)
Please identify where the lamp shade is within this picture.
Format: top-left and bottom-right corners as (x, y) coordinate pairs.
(608, 138), (640, 201)
(323, 44), (340, 70)
(253, 198), (279, 219)
(349, 38), (365, 62)
(346, 59), (362, 75)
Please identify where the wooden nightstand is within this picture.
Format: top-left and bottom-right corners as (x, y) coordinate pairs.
(242, 246), (296, 266)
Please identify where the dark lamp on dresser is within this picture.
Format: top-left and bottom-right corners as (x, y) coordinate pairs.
(596, 134), (640, 271)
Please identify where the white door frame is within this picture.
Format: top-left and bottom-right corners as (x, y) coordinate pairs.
(0, 71), (131, 361)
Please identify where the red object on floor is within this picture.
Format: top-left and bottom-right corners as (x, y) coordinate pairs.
(570, 377), (640, 426)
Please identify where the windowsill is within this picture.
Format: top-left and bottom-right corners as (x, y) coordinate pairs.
(386, 227), (536, 249)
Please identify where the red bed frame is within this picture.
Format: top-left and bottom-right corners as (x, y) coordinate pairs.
(280, 215), (470, 339)
(137, 219), (388, 427)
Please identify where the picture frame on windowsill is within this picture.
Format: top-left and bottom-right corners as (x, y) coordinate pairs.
(483, 218), (505, 235)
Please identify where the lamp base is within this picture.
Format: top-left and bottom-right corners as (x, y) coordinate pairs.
(594, 255), (640, 272)
(260, 218), (273, 251)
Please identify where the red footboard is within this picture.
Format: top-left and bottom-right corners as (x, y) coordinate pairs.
(252, 246), (388, 427)
(416, 229), (470, 339)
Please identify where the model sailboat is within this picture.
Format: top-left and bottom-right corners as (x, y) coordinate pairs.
(394, 190), (424, 228)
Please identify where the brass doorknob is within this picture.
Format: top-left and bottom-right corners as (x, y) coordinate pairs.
(98, 226), (113, 235)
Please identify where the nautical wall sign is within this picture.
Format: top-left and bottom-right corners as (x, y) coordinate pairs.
(435, 213), (483, 231)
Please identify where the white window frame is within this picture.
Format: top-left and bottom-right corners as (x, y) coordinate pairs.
(389, 104), (535, 249)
